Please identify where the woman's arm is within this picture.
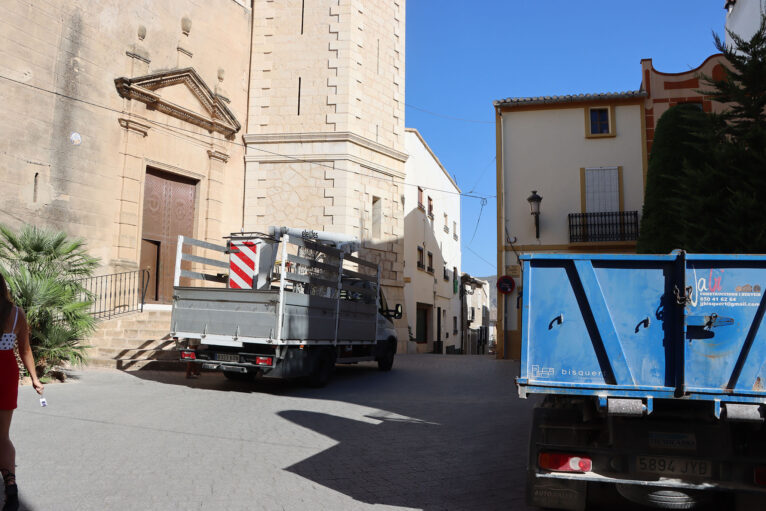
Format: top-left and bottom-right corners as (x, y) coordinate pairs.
(15, 309), (44, 395)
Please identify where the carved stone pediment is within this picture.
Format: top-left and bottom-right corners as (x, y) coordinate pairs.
(114, 68), (240, 139)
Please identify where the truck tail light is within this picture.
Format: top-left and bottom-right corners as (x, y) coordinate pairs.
(538, 452), (592, 473)
(255, 356), (273, 366)
(754, 466), (766, 486)
(180, 350), (196, 360)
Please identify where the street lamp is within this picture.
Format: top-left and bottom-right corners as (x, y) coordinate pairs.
(527, 190), (542, 239)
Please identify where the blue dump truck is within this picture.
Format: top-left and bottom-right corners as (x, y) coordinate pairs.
(520, 252), (766, 510)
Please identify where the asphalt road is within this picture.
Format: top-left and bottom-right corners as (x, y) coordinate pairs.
(7, 354), (538, 511)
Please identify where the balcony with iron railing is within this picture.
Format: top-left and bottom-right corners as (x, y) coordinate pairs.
(568, 211), (639, 243)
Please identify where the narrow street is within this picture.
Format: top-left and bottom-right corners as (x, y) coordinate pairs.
(10, 354), (536, 511)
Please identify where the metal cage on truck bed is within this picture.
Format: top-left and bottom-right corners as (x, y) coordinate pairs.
(518, 251), (766, 418)
(170, 231), (381, 348)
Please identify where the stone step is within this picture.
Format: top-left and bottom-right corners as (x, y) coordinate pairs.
(91, 347), (179, 361)
(90, 338), (176, 350)
(85, 308), (178, 370)
(87, 357), (182, 371)
(95, 328), (172, 341)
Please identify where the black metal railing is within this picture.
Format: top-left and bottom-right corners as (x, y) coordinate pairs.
(76, 270), (150, 320)
(568, 211), (639, 243)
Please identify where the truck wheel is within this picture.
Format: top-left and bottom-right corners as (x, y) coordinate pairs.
(307, 348), (336, 387)
(616, 484), (709, 509)
(377, 342), (395, 371)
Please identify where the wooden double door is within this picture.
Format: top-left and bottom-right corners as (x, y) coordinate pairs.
(140, 168), (197, 303)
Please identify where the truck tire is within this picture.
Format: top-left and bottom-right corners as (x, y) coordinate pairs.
(616, 484), (709, 509)
(307, 348), (336, 387)
(377, 341), (395, 371)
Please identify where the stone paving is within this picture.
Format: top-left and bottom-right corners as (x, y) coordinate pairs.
(7, 354), (537, 511)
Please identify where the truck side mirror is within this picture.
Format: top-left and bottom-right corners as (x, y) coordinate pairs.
(393, 304), (403, 319)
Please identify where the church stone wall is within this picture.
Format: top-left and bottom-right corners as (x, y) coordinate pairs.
(0, 0), (250, 271)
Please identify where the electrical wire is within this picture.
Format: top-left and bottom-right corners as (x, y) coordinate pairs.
(467, 155), (496, 194)
(0, 73), (505, 278)
(463, 244), (496, 270)
(469, 197), (488, 244)
(0, 73), (495, 201)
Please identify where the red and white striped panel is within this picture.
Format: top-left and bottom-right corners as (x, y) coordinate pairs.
(229, 241), (257, 289)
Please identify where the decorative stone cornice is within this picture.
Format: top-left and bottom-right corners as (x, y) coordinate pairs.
(207, 150), (229, 163)
(244, 152), (405, 180)
(177, 46), (193, 58)
(126, 47), (151, 64)
(243, 131), (408, 163)
(114, 67), (241, 139)
(118, 118), (151, 137)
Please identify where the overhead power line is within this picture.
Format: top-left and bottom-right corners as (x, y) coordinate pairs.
(0, 73), (495, 202)
(463, 244), (496, 271)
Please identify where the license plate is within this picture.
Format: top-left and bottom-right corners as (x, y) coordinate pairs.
(636, 456), (710, 478)
(216, 353), (239, 362)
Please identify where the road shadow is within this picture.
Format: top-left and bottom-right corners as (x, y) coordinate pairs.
(127, 355), (535, 509)
(278, 407), (522, 510)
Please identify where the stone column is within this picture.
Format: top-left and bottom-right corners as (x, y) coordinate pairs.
(205, 144), (229, 243)
(113, 118), (150, 272)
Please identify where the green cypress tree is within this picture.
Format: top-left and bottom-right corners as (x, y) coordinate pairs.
(639, 16), (766, 254)
(637, 104), (709, 253)
(680, 16), (766, 253)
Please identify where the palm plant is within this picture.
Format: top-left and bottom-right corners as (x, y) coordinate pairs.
(0, 224), (99, 376)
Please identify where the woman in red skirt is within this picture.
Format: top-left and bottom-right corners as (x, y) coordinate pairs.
(0, 273), (43, 511)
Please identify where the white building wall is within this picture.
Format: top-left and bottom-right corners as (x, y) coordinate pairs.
(465, 278), (490, 354)
(726, 0), (766, 47)
(403, 129), (461, 353)
(501, 103), (645, 248)
(497, 100), (645, 356)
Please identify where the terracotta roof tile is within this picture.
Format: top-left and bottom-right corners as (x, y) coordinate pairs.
(493, 90), (646, 108)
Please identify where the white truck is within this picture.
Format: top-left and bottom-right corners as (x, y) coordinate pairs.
(171, 227), (401, 386)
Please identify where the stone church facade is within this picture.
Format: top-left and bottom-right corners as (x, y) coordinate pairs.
(0, 0), (408, 347)
(0, 0), (251, 303)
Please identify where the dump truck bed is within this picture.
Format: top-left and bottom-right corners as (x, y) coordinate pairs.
(518, 252), (766, 408)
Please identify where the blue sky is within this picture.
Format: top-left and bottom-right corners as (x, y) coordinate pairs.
(405, 1), (727, 278)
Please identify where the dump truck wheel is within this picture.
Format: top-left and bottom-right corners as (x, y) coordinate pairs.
(616, 484), (708, 509)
